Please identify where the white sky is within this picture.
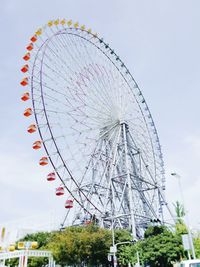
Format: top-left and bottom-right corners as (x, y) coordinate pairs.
(1, 0), (200, 233)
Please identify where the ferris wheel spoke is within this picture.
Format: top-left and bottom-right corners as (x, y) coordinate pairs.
(75, 40), (116, 102)
(25, 23), (166, 233)
(31, 48), (76, 89)
(61, 32), (126, 118)
(36, 67), (117, 124)
(68, 34), (119, 107)
(80, 125), (120, 199)
(33, 53), (74, 87)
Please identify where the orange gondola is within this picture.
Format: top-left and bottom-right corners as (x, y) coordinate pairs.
(27, 124), (37, 133)
(21, 92), (30, 101)
(23, 52), (30, 61)
(32, 141), (42, 150)
(26, 43), (33, 51)
(20, 77), (28, 86)
(65, 199), (73, 209)
(56, 187), (64, 196)
(39, 157), (48, 166)
(21, 64), (29, 73)
(47, 172), (56, 181)
(23, 108), (32, 117)
(30, 35), (37, 42)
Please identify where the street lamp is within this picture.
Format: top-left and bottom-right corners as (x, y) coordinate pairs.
(109, 214), (138, 267)
(171, 172), (196, 259)
(110, 240), (139, 267)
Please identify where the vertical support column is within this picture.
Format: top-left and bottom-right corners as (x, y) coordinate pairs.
(122, 123), (137, 239)
(21, 254), (28, 267)
(48, 256), (54, 267)
(113, 254), (117, 267)
(103, 126), (121, 221)
(18, 256), (22, 267)
(24, 255), (28, 267)
(18, 252), (28, 267)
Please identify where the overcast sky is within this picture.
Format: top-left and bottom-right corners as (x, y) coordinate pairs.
(1, 0), (200, 236)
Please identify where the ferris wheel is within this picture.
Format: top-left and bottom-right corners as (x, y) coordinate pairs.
(20, 19), (166, 238)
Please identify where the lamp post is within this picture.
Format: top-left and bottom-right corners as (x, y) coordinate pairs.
(171, 172), (196, 259)
(110, 233), (138, 267)
(111, 218), (117, 267)
(109, 214), (138, 267)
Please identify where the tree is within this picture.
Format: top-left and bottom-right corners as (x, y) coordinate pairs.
(118, 226), (184, 267)
(140, 226), (184, 267)
(22, 231), (52, 247)
(144, 225), (167, 238)
(194, 236), (200, 258)
(172, 201), (188, 236)
(173, 201), (185, 225)
(114, 229), (132, 244)
(47, 225), (112, 266)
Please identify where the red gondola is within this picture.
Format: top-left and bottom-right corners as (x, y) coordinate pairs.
(32, 141), (42, 150)
(20, 77), (28, 86)
(23, 108), (32, 117)
(47, 172), (56, 181)
(23, 52), (30, 61)
(56, 187), (64, 196)
(26, 43), (33, 51)
(21, 92), (30, 101)
(30, 35), (37, 42)
(21, 64), (29, 73)
(65, 199), (73, 209)
(27, 124), (37, 133)
(39, 157), (48, 166)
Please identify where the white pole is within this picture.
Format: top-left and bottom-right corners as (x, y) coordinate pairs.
(111, 218), (117, 267)
(18, 256), (22, 267)
(187, 250), (191, 260)
(171, 173), (196, 259)
(136, 251), (140, 265)
(122, 123), (137, 239)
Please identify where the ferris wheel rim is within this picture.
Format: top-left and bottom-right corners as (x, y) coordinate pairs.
(20, 20), (166, 231)
(32, 28), (164, 208)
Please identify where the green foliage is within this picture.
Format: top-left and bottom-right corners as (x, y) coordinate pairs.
(172, 200), (188, 237)
(173, 201), (185, 224)
(7, 232), (52, 267)
(140, 227), (184, 267)
(47, 225), (112, 266)
(114, 228), (132, 243)
(21, 231), (52, 247)
(10, 225), (187, 267)
(118, 226), (184, 267)
(23, 231), (52, 267)
(144, 225), (166, 238)
(175, 223), (188, 235)
(194, 237), (200, 259)
(26, 257), (48, 267)
(118, 241), (139, 266)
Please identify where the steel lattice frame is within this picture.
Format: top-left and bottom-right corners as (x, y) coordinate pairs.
(21, 20), (166, 238)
